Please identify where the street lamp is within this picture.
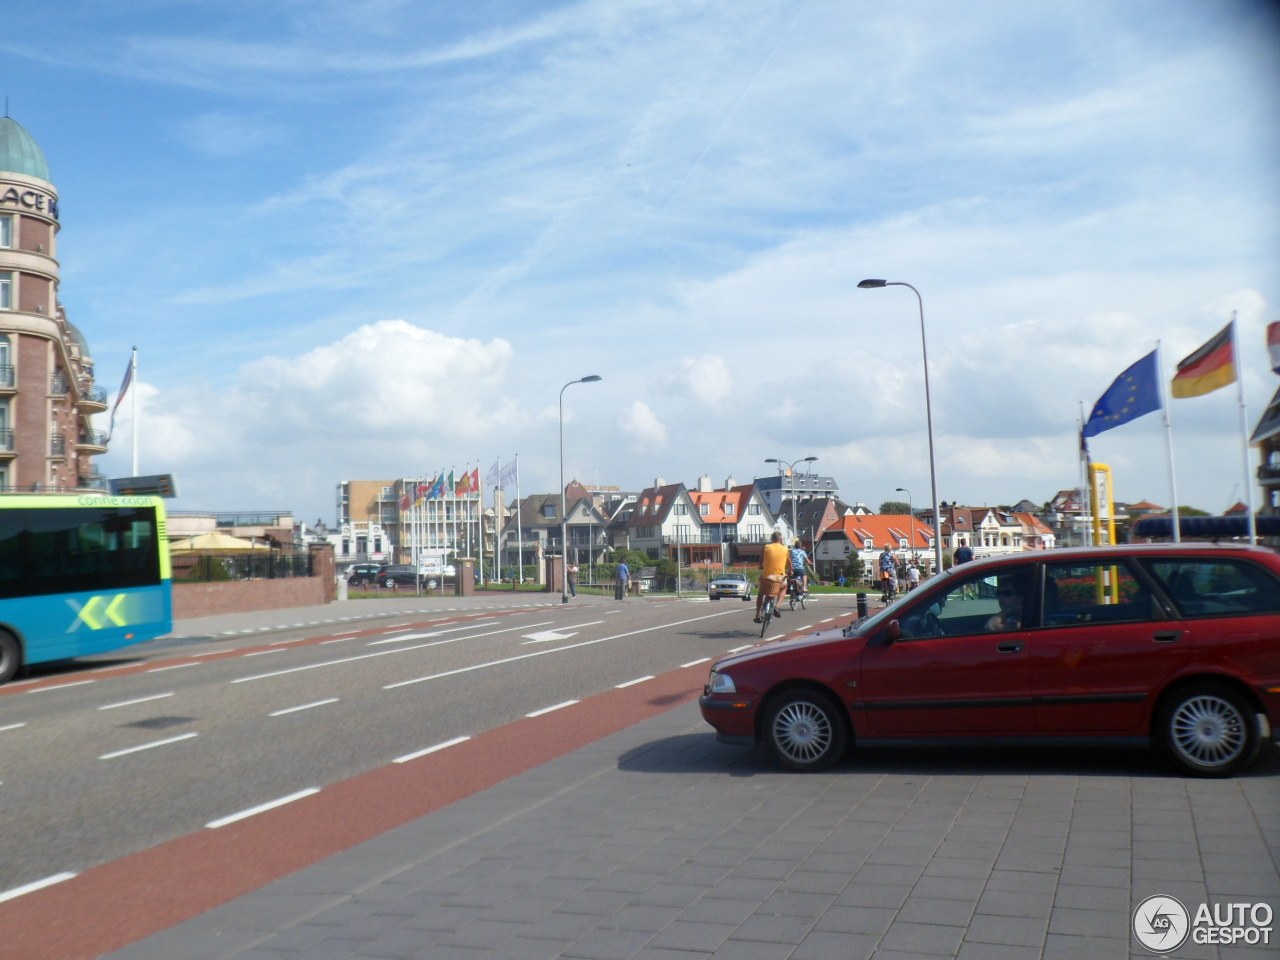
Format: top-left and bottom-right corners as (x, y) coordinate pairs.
(560, 375), (602, 603)
(895, 486), (918, 564)
(859, 279), (944, 576)
(764, 455), (817, 546)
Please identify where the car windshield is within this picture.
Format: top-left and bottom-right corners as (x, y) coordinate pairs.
(714, 575), (745, 582)
(845, 565), (961, 637)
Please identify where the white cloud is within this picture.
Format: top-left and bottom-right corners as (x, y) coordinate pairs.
(618, 401), (668, 453)
(664, 355), (733, 406)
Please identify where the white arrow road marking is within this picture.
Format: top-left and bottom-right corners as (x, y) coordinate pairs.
(521, 621), (605, 644)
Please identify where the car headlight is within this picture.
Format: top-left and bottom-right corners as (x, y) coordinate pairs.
(708, 671), (736, 694)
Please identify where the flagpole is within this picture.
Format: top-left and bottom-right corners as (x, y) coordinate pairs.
(1231, 315), (1258, 543)
(515, 455), (523, 585)
(1156, 342), (1182, 543)
(1078, 402), (1091, 547)
(130, 347), (138, 476)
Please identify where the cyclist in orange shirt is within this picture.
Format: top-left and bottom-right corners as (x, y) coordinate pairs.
(754, 531), (789, 623)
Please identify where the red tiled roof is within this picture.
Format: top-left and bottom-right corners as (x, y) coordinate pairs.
(827, 514), (935, 549)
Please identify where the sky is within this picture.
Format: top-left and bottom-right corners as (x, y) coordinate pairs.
(4, 0), (1279, 525)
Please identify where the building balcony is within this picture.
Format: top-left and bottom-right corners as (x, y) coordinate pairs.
(50, 373), (67, 395)
(0, 365), (13, 391)
(76, 429), (108, 453)
(50, 433), (66, 457)
(76, 384), (108, 412)
(80, 472), (109, 491)
(1258, 463), (1280, 485)
(0, 427), (12, 456)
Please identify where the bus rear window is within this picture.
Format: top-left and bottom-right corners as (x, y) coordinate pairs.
(0, 507), (161, 599)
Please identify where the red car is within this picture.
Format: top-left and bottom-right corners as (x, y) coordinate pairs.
(699, 544), (1280, 777)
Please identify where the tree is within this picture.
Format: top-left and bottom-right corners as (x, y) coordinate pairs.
(1177, 506), (1211, 517)
(879, 500), (911, 515)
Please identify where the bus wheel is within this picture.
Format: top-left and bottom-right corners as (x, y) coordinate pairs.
(0, 631), (22, 685)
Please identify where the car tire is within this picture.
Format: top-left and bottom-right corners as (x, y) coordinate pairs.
(426, 578), (438, 589)
(0, 630), (22, 685)
(762, 688), (847, 772)
(1156, 681), (1260, 778)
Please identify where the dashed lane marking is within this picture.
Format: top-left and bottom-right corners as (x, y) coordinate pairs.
(99, 732), (198, 760)
(681, 658), (711, 668)
(0, 872), (77, 904)
(0, 722), (27, 732)
(615, 676), (653, 688)
(269, 698), (339, 717)
(205, 787), (321, 829)
(27, 680), (95, 694)
(147, 662), (201, 673)
(526, 700), (578, 718)
(393, 735), (471, 764)
(98, 693), (175, 711)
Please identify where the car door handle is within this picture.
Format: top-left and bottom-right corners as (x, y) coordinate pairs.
(997, 641), (1023, 653)
(1153, 630), (1182, 643)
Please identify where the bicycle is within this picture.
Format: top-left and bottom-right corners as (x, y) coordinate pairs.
(759, 593), (777, 637)
(787, 576), (808, 611)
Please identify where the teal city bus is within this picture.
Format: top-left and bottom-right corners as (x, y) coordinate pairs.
(0, 495), (172, 684)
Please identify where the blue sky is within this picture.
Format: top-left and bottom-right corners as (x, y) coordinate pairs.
(5, 0), (1279, 523)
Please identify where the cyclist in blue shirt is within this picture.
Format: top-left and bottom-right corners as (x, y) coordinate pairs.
(788, 540), (811, 596)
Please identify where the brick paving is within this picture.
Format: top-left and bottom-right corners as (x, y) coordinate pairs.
(102, 703), (1280, 960)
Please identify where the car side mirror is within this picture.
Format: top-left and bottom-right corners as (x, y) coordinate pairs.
(880, 620), (903, 644)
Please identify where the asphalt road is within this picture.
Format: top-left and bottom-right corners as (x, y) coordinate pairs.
(0, 592), (850, 895)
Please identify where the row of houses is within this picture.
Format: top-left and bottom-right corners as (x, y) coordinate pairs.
(327, 474), (1071, 581)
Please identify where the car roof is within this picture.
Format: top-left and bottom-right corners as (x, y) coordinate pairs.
(955, 543), (1277, 574)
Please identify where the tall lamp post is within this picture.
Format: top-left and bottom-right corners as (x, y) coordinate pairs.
(859, 279), (944, 576)
(895, 486), (918, 565)
(560, 375), (602, 603)
(765, 455), (817, 545)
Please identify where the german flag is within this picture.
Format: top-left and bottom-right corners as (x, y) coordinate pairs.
(1171, 321), (1235, 398)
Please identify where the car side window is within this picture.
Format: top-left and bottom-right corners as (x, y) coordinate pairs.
(897, 568), (1033, 640)
(1141, 558), (1280, 618)
(1042, 561), (1154, 626)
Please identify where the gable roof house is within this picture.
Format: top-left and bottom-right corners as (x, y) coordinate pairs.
(627, 476), (777, 564)
(814, 514), (939, 579)
(499, 480), (609, 568)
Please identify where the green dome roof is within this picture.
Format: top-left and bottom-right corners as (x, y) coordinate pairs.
(0, 117), (51, 182)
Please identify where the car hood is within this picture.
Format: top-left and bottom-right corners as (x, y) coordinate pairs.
(713, 625), (854, 670)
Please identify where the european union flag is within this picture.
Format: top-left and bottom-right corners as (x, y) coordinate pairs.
(1082, 350), (1161, 438)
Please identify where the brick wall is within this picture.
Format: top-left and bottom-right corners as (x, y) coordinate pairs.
(172, 577), (328, 620)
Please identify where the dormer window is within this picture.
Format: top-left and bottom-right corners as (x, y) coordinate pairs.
(699, 503), (710, 516)
(724, 503), (735, 516)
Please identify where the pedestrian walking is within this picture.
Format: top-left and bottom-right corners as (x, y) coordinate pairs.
(567, 562), (578, 598)
(616, 560), (630, 600)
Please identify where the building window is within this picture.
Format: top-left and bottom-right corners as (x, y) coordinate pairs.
(749, 503), (761, 515)
(699, 503), (710, 516)
(542, 504), (556, 518)
(0, 272), (11, 310)
(0, 216), (10, 248)
(674, 502), (687, 516)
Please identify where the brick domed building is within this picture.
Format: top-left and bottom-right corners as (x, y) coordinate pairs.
(0, 115), (108, 492)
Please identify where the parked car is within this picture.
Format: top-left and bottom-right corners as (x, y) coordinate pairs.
(700, 545), (1280, 777)
(376, 564), (426, 588)
(709, 573), (752, 601)
(346, 563), (382, 586)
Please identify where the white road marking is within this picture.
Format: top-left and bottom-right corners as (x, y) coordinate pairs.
(99, 732), (198, 760)
(521, 621), (604, 644)
(320, 636), (355, 644)
(0, 722), (27, 732)
(269, 636), (310, 645)
(147, 662), (202, 672)
(386, 608), (743, 690)
(0, 872), (77, 904)
(615, 676), (653, 688)
(205, 787), (320, 829)
(393, 735), (471, 763)
(27, 680), (95, 693)
(98, 693), (175, 711)
(232, 620), (557, 684)
(243, 649), (287, 657)
(766, 634), (785, 641)
(526, 700), (578, 718)
(728, 645), (754, 653)
(797, 624), (813, 630)
(368, 621), (498, 646)
(681, 658), (711, 668)
(269, 698), (339, 717)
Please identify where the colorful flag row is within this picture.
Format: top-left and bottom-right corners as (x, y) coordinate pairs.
(396, 468), (481, 510)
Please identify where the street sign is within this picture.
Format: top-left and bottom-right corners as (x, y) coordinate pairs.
(108, 474), (179, 498)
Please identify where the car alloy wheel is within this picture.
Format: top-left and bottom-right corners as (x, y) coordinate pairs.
(1159, 683), (1258, 777)
(763, 689), (847, 772)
